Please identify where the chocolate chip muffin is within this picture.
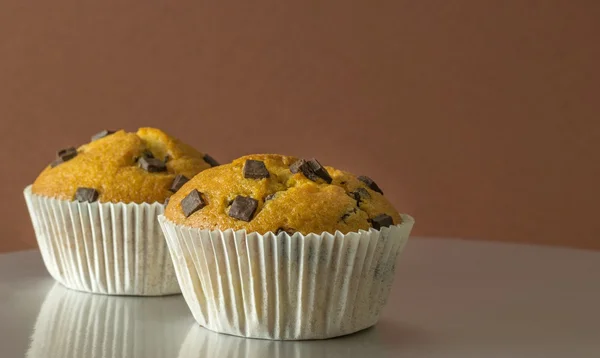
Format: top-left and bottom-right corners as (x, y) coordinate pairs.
(159, 153), (414, 339)
(25, 127), (220, 296)
(164, 154), (401, 234)
(32, 127), (219, 204)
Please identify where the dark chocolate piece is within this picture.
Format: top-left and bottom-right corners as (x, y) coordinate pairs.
(134, 150), (155, 163)
(358, 176), (384, 195)
(59, 147), (77, 160)
(133, 149), (155, 163)
(181, 189), (206, 217)
(75, 187), (99, 203)
(51, 147), (78, 167)
(371, 214), (394, 230)
(289, 159), (305, 174)
(243, 160), (270, 179)
(307, 158), (332, 183)
(352, 187), (371, 204)
(91, 130), (115, 141)
(290, 158), (332, 183)
(203, 154), (219, 167)
(228, 195), (258, 222)
(264, 193), (276, 201)
(57, 147), (77, 159)
(289, 159), (319, 181)
(138, 157), (167, 172)
(169, 174), (189, 192)
(299, 163), (320, 181)
(164, 155), (171, 163)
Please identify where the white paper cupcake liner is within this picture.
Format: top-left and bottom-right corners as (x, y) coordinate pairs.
(159, 214), (414, 340)
(27, 283), (191, 358)
(24, 185), (180, 296)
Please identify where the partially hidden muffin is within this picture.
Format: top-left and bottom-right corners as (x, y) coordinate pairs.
(32, 127), (218, 204)
(165, 153), (401, 234)
(25, 127), (220, 296)
(159, 154), (414, 339)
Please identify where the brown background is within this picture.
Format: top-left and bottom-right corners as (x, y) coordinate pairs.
(1, 1), (599, 253)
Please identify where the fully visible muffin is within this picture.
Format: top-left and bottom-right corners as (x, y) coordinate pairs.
(24, 127), (219, 296)
(159, 154), (415, 340)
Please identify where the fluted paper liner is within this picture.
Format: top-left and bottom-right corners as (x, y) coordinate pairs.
(159, 214), (414, 340)
(27, 284), (191, 358)
(23, 185), (179, 296)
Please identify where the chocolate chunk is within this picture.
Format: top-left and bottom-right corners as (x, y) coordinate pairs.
(352, 188), (371, 204)
(164, 197), (170, 206)
(358, 176), (384, 195)
(243, 160), (270, 179)
(307, 158), (332, 183)
(299, 163), (320, 181)
(276, 227), (296, 235)
(203, 154), (219, 167)
(57, 147), (77, 159)
(75, 187), (99, 203)
(290, 158), (332, 183)
(290, 159), (319, 181)
(138, 157), (167, 172)
(289, 159), (305, 174)
(133, 150), (155, 164)
(181, 189), (207, 217)
(58, 147), (77, 160)
(91, 130), (115, 141)
(264, 193), (277, 201)
(169, 174), (190, 192)
(164, 155), (171, 163)
(371, 214), (394, 230)
(228, 195), (258, 222)
(51, 147), (78, 167)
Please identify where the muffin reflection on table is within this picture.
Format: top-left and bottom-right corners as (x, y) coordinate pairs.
(160, 154), (415, 340)
(24, 127), (217, 295)
(26, 284), (191, 358)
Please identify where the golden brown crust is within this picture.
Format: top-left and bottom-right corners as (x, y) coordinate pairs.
(32, 128), (212, 203)
(165, 154), (401, 234)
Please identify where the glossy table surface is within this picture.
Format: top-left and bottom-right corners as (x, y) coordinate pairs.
(1, 238), (599, 358)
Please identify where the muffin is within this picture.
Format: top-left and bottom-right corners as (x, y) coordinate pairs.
(159, 154), (415, 339)
(24, 127), (219, 296)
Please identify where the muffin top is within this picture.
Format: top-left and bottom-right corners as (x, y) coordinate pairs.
(32, 128), (218, 204)
(164, 154), (401, 234)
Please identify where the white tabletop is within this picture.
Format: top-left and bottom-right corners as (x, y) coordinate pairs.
(1, 238), (599, 358)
